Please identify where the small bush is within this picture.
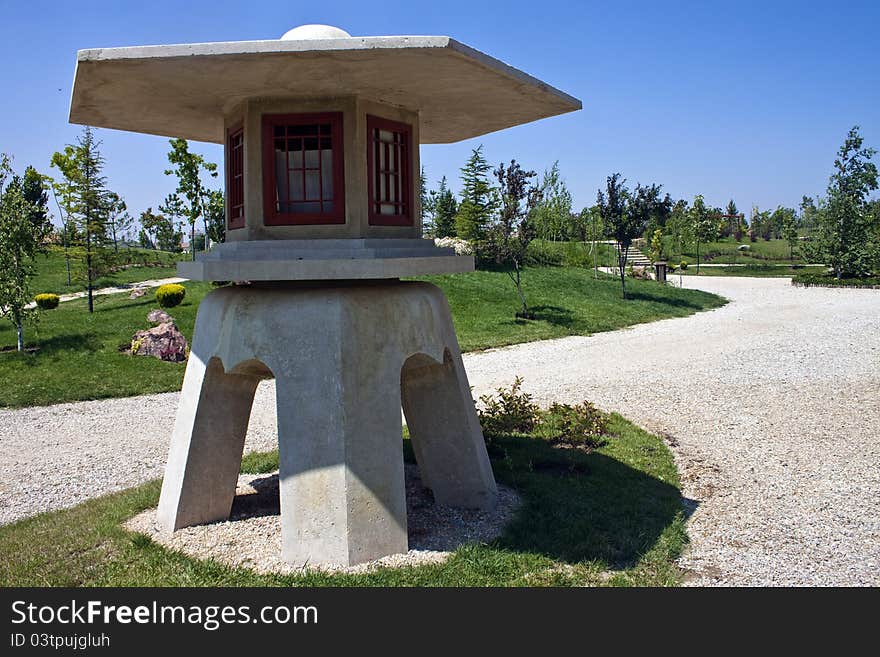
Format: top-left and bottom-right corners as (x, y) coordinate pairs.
(792, 272), (880, 288)
(539, 401), (609, 449)
(525, 240), (565, 267)
(34, 293), (60, 310)
(477, 376), (540, 439)
(679, 260), (688, 270)
(155, 283), (186, 308)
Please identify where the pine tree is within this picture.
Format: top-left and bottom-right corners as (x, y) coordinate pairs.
(454, 145), (497, 242)
(431, 176), (458, 238)
(51, 127), (113, 313)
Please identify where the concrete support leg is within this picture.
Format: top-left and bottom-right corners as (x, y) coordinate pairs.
(276, 363), (408, 567)
(157, 356), (260, 531)
(401, 350), (498, 510)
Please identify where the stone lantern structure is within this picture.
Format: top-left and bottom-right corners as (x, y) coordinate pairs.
(69, 25), (581, 566)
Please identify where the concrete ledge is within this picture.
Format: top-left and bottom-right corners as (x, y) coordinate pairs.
(178, 239), (474, 281)
(178, 255), (474, 281)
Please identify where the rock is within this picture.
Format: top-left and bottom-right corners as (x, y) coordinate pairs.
(147, 309), (174, 325)
(131, 322), (188, 363)
(129, 287), (147, 299)
(737, 244), (751, 251)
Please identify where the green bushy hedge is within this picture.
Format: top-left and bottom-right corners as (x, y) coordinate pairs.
(34, 293), (60, 310)
(155, 283), (186, 308)
(791, 273), (880, 288)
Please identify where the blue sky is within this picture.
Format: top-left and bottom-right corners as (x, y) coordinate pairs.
(1, 0), (878, 223)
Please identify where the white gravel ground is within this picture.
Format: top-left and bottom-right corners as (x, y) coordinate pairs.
(1, 276), (877, 585)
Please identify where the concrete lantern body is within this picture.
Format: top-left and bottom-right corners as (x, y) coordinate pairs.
(68, 25), (581, 567)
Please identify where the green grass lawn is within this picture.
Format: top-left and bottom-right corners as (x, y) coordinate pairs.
(0, 268), (725, 407)
(667, 236), (807, 265)
(30, 245), (183, 295)
(677, 263), (827, 278)
(0, 414), (687, 587)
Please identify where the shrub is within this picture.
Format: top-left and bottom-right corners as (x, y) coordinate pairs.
(539, 401), (609, 449)
(680, 260), (688, 270)
(791, 272), (880, 288)
(34, 293), (60, 310)
(524, 240), (565, 267)
(155, 283), (186, 308)
(477, 376), (540, 439)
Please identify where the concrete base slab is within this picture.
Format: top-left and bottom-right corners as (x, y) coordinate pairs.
(178, 238), (474, 281)
(157, 280), (497, 566)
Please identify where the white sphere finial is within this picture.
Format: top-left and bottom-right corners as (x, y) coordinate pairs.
(280, 24), (351, 40)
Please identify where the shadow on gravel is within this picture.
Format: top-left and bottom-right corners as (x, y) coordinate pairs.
(482, 436), (684, 569)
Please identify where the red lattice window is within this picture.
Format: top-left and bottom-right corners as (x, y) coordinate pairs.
(367, 115), (413, 226)
(227, 125), (245, 230)
(262, 112), (345, 225)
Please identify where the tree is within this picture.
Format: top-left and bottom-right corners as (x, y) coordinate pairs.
(419, 166), (430, 235)
(203, 189), (226, 247)
(776, 207), (799, 260)
(430, 176), (457, 238)
(164, 139), (218, 261)
(690, 194), (716, 273)
(799, 196), (819, 236)
(139, 207), (182, 253)
(105, 192), (131, 252)
(0, 155), (50, 350)
(667, 198), (691, 255)
(22, 166), (52, 238)
(531, 161), (573, 241)
(597, 173), (648, 299)
(51, 127), (113, 313)
(649, 227), (664, 263)
(484, 160), (541, 317)
(454, 145), (497, 242)
(811, 126), (878, 278)
(725, 199), (743, 240)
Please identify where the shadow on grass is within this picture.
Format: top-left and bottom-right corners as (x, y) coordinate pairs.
(530, 305), (575, 328)
(32, 332), (105, 353)
(486, 435), (682, 569)
(626, 289), (705, 310)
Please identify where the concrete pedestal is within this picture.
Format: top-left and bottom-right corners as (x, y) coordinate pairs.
(157, 280), (497, 566)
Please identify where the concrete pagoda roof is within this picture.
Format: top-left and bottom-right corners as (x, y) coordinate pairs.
(69, 32), (582, 144)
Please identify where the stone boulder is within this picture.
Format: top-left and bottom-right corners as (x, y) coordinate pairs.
(147, 309), (173, 325)
(131, 312), (188, 363)
(129, 287), (147, 299)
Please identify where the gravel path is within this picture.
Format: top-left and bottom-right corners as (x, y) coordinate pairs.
(23, 276), (186, 309)
(1, 276), (878, 585)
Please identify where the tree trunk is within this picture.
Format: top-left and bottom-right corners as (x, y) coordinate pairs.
(191, 222), (196, 262)
(696, 241), (701, 274)
(86, 230), (94, 314)
(16, 317), (23, 352)
(618, 243), (628, 299)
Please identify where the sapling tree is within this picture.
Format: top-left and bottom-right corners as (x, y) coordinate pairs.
(778, 207), (798, 261)
(486, 159), (541, 318)
(51, 127), (113, 313)
(0, 155), (51, 350)
(690, 194), (717, 273)
(164, 139), (218, 261)
(812, 126), (878, 278)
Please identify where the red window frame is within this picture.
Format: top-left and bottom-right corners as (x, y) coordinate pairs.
(367, 115), (413, 226)
(262, 112), (345, 226)
(226, 124), (245, 230)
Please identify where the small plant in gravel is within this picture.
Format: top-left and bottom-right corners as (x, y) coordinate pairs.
(537, 401), (610, 449)
(477, 376), (540, 440)
(155, 283), (186, 308)
(34, 293), (60, 310)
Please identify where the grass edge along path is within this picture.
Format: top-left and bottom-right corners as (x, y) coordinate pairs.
(0, 267), (726, 408)
(0, 413), (687, 587)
